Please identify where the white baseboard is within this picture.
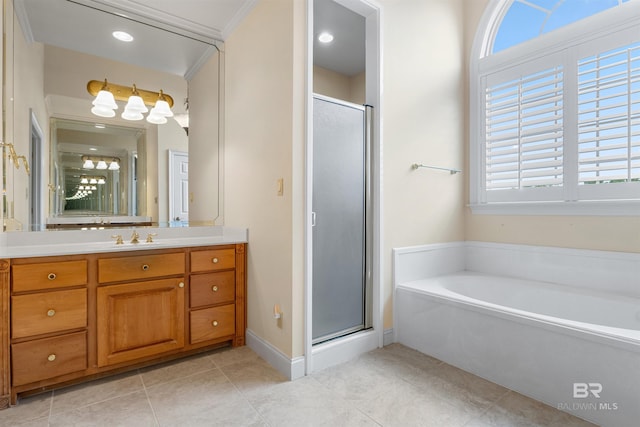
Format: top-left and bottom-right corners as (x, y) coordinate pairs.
(245, 329), (305, 380)
(310, 329), (380, 373)
(383, 328), (394, 346)
(246, 329), (386, 379)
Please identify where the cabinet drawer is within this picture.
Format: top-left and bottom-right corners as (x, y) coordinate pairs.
(190, 249), (235, 273)
(12, 331), (87, 386)
(12, 260), (87, 292)
(98, 252), (185, 283)
(190, 304), (235, 344)
(12, 288), (87, 339)
(190, 271), (235, 308)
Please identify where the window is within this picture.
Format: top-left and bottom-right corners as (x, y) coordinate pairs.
(471, 0), (640, 215)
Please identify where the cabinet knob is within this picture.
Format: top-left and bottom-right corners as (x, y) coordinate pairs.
(47, 354), (56, 362)
(178, 282), (185, 288)
(212, 257), (219, 264)
(47, 273), (57, 280)
(47, 309), (56, 317)
(212, 285), (218, 292)
(142, 264), (150, 271)
(212, 320), (218, 327)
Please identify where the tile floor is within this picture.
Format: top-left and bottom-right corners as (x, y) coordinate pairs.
(0, 344), (598, 427)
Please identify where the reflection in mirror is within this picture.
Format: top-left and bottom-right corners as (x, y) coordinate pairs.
(48, 118), (149, 227)
(3, 0), (222, 232)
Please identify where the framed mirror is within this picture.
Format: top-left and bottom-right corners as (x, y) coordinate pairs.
(49, 118), (148, 227)
(2, 0), (222, 231)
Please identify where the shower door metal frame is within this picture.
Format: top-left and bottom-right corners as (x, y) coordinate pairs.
(310, 94), (373, 345)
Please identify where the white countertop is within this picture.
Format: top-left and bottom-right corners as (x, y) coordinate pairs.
(0, 226), (247, 258)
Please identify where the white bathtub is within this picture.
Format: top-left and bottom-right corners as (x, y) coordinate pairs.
(394, 242), (640, 427)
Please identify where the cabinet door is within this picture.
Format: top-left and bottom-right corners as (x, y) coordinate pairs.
(97, 278), (185, 367)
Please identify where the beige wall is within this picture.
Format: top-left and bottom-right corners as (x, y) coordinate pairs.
(313, 65), (365, 104)
(224, 0), (306, 358)
(381, 0), (466, 328)
(189, 52), (220, 225)
(462, 0), (640, 253)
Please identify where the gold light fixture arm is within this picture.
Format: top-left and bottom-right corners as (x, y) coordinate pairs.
(1, 142), (30, 175)
(87, 80), (174, 107)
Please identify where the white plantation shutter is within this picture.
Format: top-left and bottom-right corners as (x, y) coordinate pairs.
(484, 65), (564, 201)
(472, 4), (640, 213)
(577, 42), (640, 196)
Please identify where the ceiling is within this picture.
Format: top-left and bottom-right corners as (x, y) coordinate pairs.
(313, 0), (366, 77)
(15, 0), (365, 80)
(14, 0), (257, 78)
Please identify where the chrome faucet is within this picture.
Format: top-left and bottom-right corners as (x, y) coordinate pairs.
(130, 230), (140, 244)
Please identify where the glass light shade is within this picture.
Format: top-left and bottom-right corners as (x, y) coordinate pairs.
(92, 90), (118, 110)
(124, 95), (148, 113)
(97, 178), (106, 184)
(89, 178), (98, 184)
(78, 186), (84, 190)
(91, 106), (116, 118)
(121, 109), (144, 121)
(91, 185), (97, 190)
(80, 177), (89, 184)
(83, 159), (95, 169)
(95, 160), (108, 170)
(87, 190), (93, 194)
(108, 160), (120, 170)
(173, 113), (189, 128)
(146, 112), (167, 124)
(152, 99), (173, 117)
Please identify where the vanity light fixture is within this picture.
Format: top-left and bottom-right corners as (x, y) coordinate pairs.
(147, 90), (174, 124)
(82, 157), (95, 169)
(122, 84), (148, 121)
(108, 159), (120, 170)
(91, 79), (118, 118)
(79, 175), (106, 185)
(82, 155), (120, 170)
(87, 80), (174, 124)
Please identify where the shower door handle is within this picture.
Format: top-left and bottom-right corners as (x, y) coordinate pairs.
(311, 212), (316, 227)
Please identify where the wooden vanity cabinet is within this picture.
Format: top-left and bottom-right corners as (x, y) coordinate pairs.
(0, 243), (246, 408)
(9, 256), (89, 391)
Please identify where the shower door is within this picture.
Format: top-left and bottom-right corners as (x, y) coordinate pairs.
(312, 95), (371, 344)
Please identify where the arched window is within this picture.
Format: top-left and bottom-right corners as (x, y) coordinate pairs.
(470, 0), (640, 215)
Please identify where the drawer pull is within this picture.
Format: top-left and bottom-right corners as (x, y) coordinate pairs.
(47, 273), (57, 280)
(142, 264), (150, 271)
(47, 354), (56, 362)
(179, 282), (185, 288)
(47, 309), (56, 317)
(212, 257), (219, 264)
(212, 285), (218, 292)
(212, 320), (219, 327)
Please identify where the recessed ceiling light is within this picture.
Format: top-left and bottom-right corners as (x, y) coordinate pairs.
(112, 31), (133, 42)
(89, 147), (98, 151)
(318, 32), (334, 43)
(94, 124), (105, 129)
